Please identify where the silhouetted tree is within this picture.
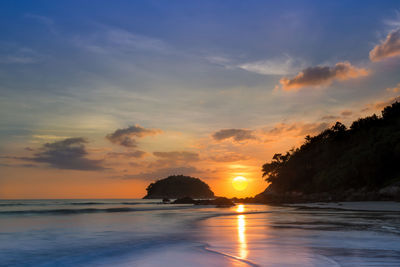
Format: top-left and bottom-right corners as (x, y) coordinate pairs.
(261, 101), (400, 194)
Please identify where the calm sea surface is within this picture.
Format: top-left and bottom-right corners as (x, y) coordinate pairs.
(0, 199), (399, 266)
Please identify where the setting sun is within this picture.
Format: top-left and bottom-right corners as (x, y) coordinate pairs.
(232, 176), (248, 191)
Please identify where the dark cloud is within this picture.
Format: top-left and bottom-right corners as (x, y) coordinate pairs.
(280, 61), (369, 91)
(115, 166), (201, 180)
(23, 137), (105, 170)
(212, 129), (255, 142)
(370, 29), (400, 62)
(106, 125), (161, 147)
(107, 151), (146, 158)
(153, 151), (199, 161)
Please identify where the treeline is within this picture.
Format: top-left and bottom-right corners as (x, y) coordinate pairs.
(262, 101), (400, 194)
(143, 175), (214, 199)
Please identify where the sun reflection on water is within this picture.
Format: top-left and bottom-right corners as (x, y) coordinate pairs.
(236, 204), (245, 213)
(237, 204), (248, 259)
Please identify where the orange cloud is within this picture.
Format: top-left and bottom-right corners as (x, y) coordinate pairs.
(387, 83), (400, 93)
(279, 61), (369, 91)
(361, 96), (400, 112)
(153, 151), (199, 162)
(370, 29), (400, 62)
(264, 122), (330, 137)
(208, 153), (250, 162)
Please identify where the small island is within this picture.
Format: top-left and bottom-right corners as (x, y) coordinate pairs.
(143, 175), (215, 199)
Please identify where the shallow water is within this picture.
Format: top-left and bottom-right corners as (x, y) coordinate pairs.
(0, 200), (399, 266)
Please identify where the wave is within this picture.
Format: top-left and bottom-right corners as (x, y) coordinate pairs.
(0, 206), (193, 216)
(0, 201), (160, 207)
(69, 202), (155, 205)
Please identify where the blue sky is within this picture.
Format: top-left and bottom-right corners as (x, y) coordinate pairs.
(1, 1), (400, 198)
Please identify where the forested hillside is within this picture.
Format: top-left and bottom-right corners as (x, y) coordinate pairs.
(262, 102), (400, 196)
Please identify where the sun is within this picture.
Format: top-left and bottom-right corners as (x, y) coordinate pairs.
(232, 176), (248, 191)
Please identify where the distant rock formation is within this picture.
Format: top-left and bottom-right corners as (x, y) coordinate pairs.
(172, 196), (235, 207)
(143, 175), (215, 199)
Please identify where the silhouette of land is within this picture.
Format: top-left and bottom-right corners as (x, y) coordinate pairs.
(252, 101), (400, 203)
(143, 175), (215, 199)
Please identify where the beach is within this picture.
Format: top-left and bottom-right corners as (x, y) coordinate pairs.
(0, 200), (399, 266)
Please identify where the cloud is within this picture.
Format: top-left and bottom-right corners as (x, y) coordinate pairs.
(321, 110), (353, 121)
(25, 14), (54, 27)
(107, 151), (146, 158)
(386, 83), (400, 93)
(147, 151), (200, 170)
(212, 129), (256, 142)
(238, 56), (304, 75)
(23, 137), (105, 170)
(279, 61), (369, 91)
(74, 26), (169, 55)
(265, 122), (330, 137)
(340, 110), (353, 116)
(209, 153), (250, 162)
(362, 96), (400, 112)
(370, 28), (400, 62)
(321, 115), (339, 121)
(0, 46), (41, 64)
(153, 151), (199, 162)
(24, 14), (57, 35)
(116, 166), (201, 180)
(106, 125), (161, 147)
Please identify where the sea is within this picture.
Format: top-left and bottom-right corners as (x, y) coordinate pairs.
(0, 199), (400, 266)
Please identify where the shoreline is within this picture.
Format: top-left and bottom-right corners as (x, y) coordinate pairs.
(286, 201), (400, 212)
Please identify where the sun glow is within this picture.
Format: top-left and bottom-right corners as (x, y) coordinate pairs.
(232, 176), (248, 191)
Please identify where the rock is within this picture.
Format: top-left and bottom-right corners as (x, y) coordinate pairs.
(172, 196), (235, 207)
(379, 186), (400, 197)
(210, 197), (235, 207)
(173, 197), (196, 204)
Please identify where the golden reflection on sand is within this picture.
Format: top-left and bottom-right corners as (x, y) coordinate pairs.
(236, 204), (248, 259)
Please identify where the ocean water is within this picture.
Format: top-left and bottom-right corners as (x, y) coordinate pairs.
(0, 200), (399, 266)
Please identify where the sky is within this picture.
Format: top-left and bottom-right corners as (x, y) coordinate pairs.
(1, 0), (400, 199)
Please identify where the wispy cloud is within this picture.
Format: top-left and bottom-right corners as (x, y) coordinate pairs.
(263, 122), (330, 137)
(208, 153), (250, 162)
(238, 56), (304, 75)
(24, 13), (56, 34)
(153, 151), (199, 162)
(107, 151), (146, 158)
(74, 26), (170, 55)
(362, 96), (400, 112)
(116, 166), (201, 180)
(0, 46), (41, 64)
